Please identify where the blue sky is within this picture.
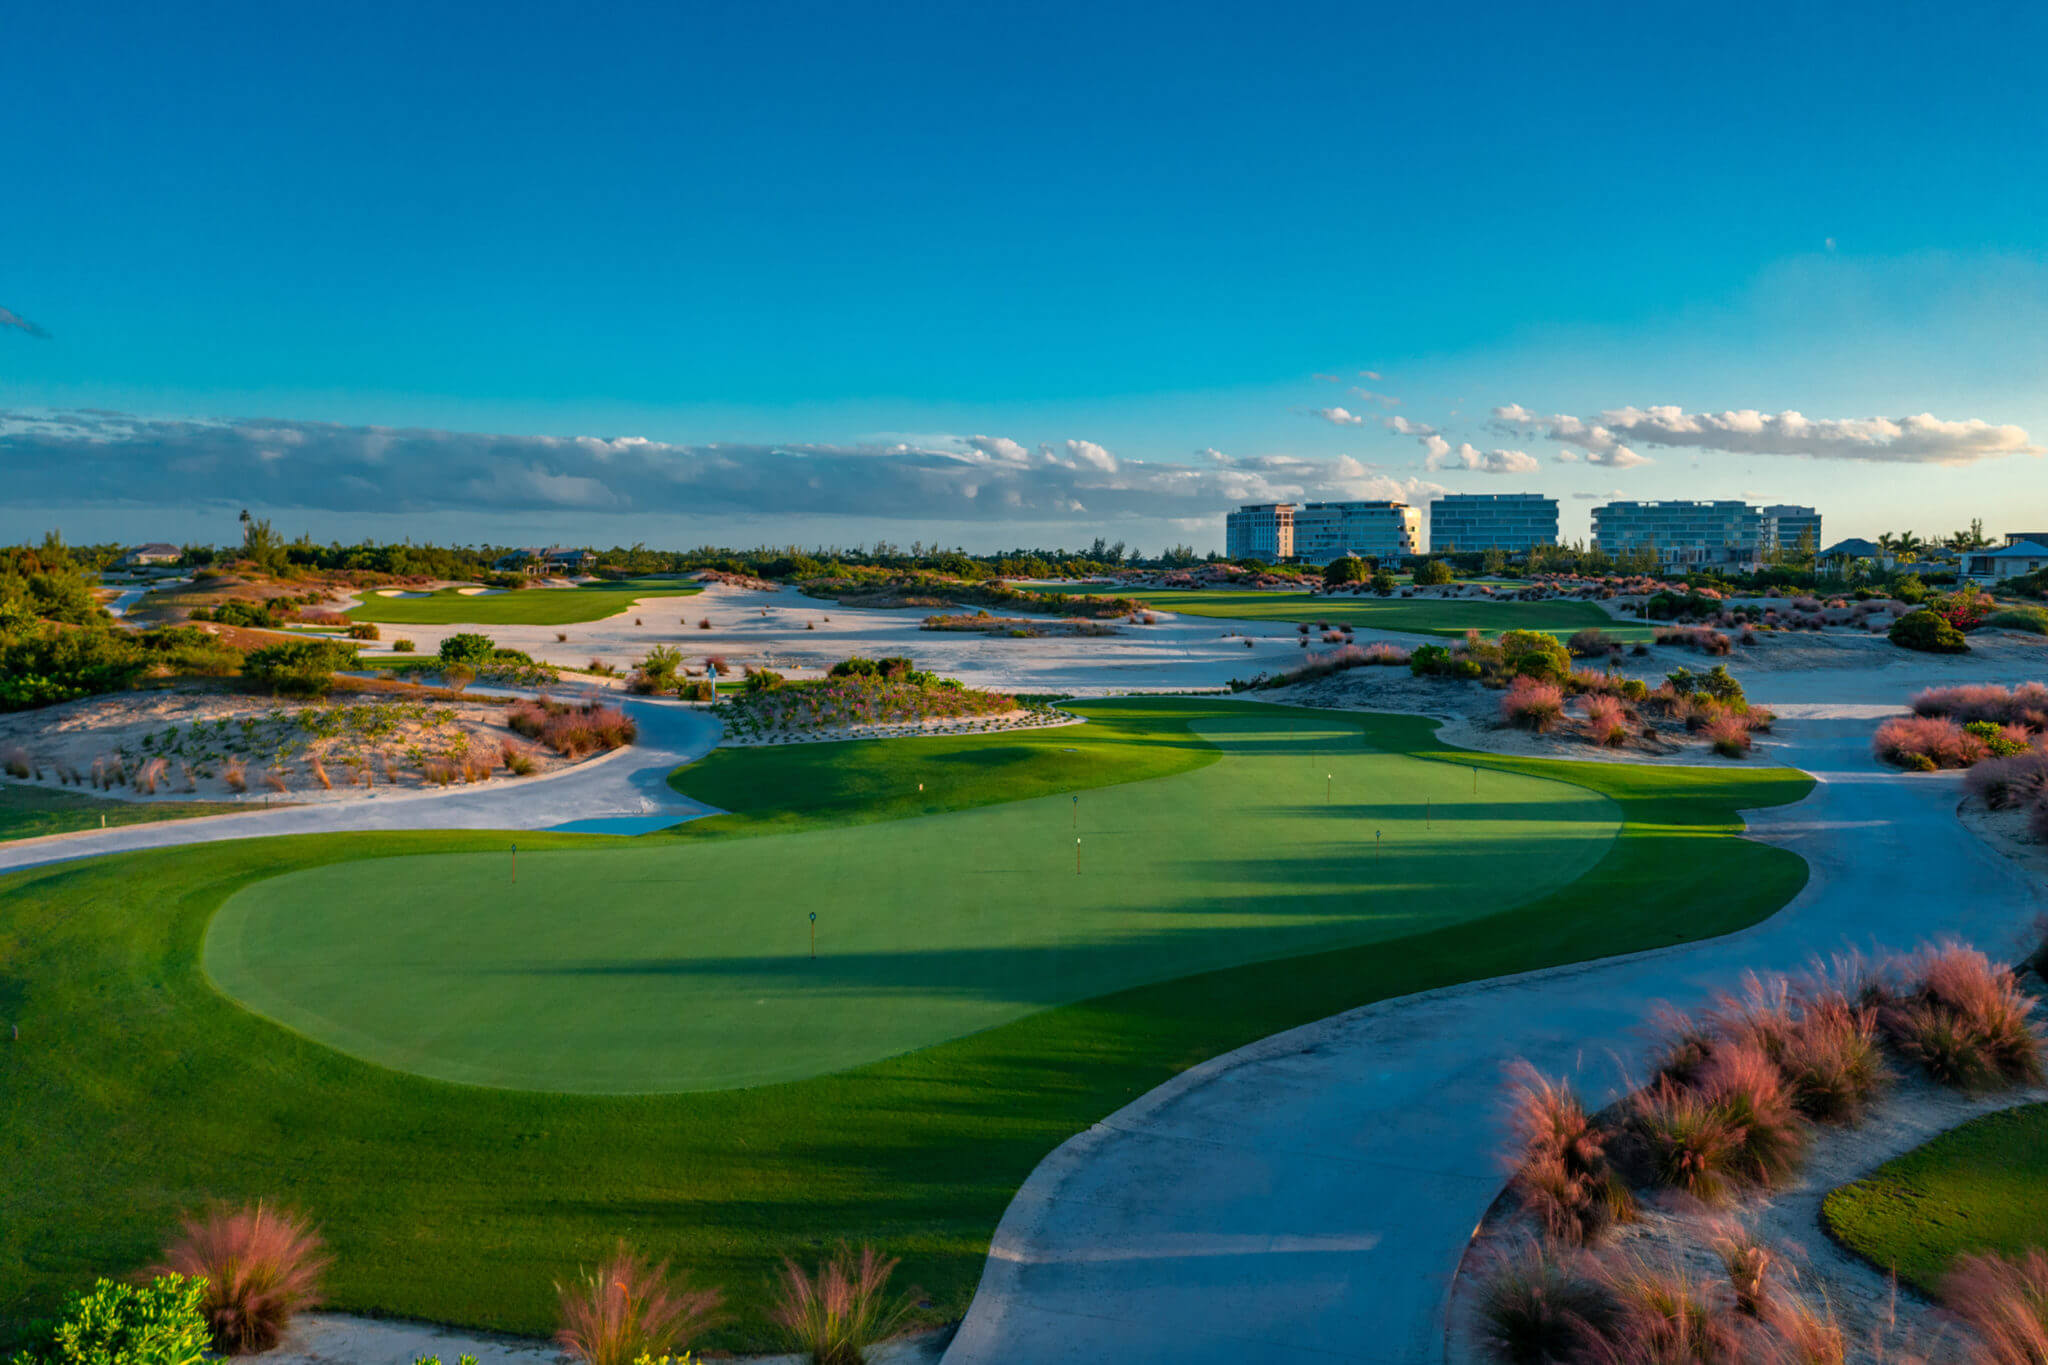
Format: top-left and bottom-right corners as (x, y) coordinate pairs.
(4, 0), (2046, 551)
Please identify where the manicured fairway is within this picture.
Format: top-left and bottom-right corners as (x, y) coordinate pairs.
(1823, 1102), (2048, 1293)
(0, 783), (232, 843)
(206, 710), (1618, 1090)
(1032, 586), (1650, 639)
(0, 699), (1811, 1350)
(347, 576), (702, 626)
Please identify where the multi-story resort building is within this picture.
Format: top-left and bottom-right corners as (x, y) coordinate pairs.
(1759, 505), (1823, 558)
(1292, 501), (1422, 561)
(1591, 500), (1767, 568)
(1427, 493), (1559, 555)
(1224, 503), (1296, 560)
(1224, 500), (1422, 561)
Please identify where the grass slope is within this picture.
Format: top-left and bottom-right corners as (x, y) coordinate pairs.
(0, 783), (234, 844)
(1037, 585), (1651, 640)
(1823, 1102), (2048, 1293)
(347, 577), (702, 626)
(0, 699), (1810, 1349)
(205, 707), (1618, 1090)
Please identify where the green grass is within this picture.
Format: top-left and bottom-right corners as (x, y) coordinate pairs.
(0, 783), (235, 843)
(1031, 586), (1651, 640)
(0, 699), (1810, 1349)
(206, 707), (1618, 1091)
(346, 577), (702, 626)
(1823, 1103), (2048, 1293)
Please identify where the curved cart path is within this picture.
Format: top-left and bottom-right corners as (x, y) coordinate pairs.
(943, 700), (2048, 1365)
(0, 693), (723, 875)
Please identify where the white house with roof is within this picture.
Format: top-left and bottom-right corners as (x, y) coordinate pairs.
(1960, 540), (2048, 584)
(116, 542), (183, 569)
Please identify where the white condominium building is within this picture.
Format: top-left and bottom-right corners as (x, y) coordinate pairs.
(1591, 500), (1766, 568)
(1224, 503), (1296, 560)
(1292, 500), (1422, 561)
(1428, 493), (1559, 555)
(1759, 505), (1823, 557)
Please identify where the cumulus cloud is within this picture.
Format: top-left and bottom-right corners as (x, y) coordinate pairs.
(1423, 441), (1541, 475)
(1349, 387), (1400, 408)
(1493, 402), (2037, 466)
(0, 306), (50, 340)
(1311, 406), (1368, 426)
(1385, 416), (1439, 439)
(0, 409), (1434, 525)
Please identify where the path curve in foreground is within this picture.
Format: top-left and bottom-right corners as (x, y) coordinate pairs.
(0, 692), (723, 876)
(943, 705), (2048, 1365)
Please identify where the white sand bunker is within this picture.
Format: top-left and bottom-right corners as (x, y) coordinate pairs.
(456, 586), (504, 596)
(376, 589), (430, 598)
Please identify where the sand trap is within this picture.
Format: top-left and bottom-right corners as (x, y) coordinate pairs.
(455, 586), (503, 596)
(376, 589), (430, 598)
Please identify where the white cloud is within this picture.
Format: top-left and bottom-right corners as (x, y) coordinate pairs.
(1385, 416), (1438, 438)
(1571, 488), (1625, 500)
(0, 409), (1431, 527)
(1349, 387), (1400, 408)
(1313, 372), (1343, 383)
(1312, 406), (1368, 426)
(1360, 370), (1382, 381)
(1423, 441), (1541, 475)
(1492, 402), (2038, 466)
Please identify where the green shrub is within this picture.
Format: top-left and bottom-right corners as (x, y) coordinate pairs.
(1322, 555), (1366, 586)
(243, 640), (360, 697)
(1987, 606), (2048, 635)
(1965, 720), (2032, 757)
(677, 680), (715, 702)
(1890, 608), (1969, 654)
(1497, 630), (1571, 683)
(0, 625), (150, 711)
(392, 637), (417, 652)
(1408, 644), (1452, 676)
(1566, 627), (1614, 657)
(346, 622), (380, 641)
(137, 625), (243, 678)
(210, 600), (279, 630)
(1369, 570), (1396, 596)
(1412, 559), (1455, 587)
(438, 632), (497, 666)
(743, 669), (785, 693)
(11, 1275), (210, 1365)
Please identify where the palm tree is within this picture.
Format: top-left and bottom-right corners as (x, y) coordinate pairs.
(1876, 532), (1898, 557)
(1895, 531), (1926, 562)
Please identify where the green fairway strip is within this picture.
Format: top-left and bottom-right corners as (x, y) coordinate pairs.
(0, 699), (1809, 1349)
(0, 783), (235, 843)
(1823, 1102), (2048, 1293)
(204, 707), (1619, 1091)
(347, 577), (703, 625)
(1032, 585), (1651, 640)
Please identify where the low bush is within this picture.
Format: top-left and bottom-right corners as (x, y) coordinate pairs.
(1776, 998), (1888, 1124)
(1986, 605), (2048, 635)
(1913, 682), (2048, 730)
(1655, 625), (1733, 655)
(150, 1202), (328, 1355)
(1412, 558), (1455, 587)
(242, 640), (359, 698)
(1499, 678), (1565, 732)
(1967, 750), (2048, 809)
(1694, 1043), (1806, 1187)
(1261, 642), (1410, 688)
(1890, 607), (1969, 653)
(392, 637), (416, 652)
(1879, 943), (2044, 1091)
(744, 669), (786, 693)
(555, 1244), (723, 1365)
(1566, 627), (1615, 657)
(438, 632), (497, 666)
(768, 1244), (916, 1365)
(12, 1275), (211, 1365)
(629, 645), (685, 695)
(1872, 715), (1986, 770)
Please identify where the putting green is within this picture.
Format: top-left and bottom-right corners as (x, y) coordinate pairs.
(204, 711), (1618, 1092)
(347, 576), (702, 626)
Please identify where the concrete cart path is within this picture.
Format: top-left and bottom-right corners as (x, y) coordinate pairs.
(942, 705), (2048, 1365)
(0, 694), (723, 875)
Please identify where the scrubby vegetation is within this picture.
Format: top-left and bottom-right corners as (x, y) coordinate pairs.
(1472, 937), (2047, 1364)
(713, 657), (1030, 741)
(4, 1274), (211, 1365)
(506, 697), (638, 757)
(151, 1203), (327, 1355)
(1892, 606), (1972, 653)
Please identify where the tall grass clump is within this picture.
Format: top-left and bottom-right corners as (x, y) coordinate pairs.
(150, 1202), (328, 1354)
(1942, 1248), (2048, 1365)
(1872, 715), (1986, 770)
(1693, 1042), (1807, 1187)
(769, 1244), (916, 1365)
(1966, 749), (2048, 809)
(555, 1243), (723, 1365)
(1501, 678), (1565, 732)
(1471, 1241), (1617, 1364)
(1881, 942), (2044, 1090)
(1504, 1066), (1631, 1245)
(1582, 695), (1629, 748)
(1629, 1080), (1743, 1204)
(1703, 713), (1752, 757)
